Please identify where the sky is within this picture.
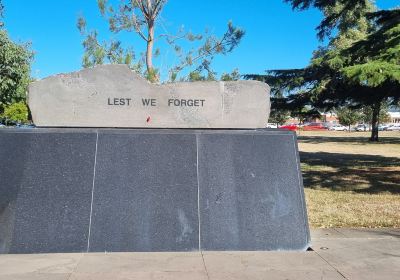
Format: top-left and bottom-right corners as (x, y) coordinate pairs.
(3, 0), (399, 80)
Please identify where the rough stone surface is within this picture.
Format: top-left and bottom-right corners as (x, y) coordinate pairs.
(0, 128), (309, 253)
(0, 131), (96, 254)
(28, 65), (270, 128)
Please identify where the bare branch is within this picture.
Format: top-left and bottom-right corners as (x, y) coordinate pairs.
(152, 0), (166, 20)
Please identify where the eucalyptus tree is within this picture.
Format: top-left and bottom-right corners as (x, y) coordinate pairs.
(78, 0), (245, 82)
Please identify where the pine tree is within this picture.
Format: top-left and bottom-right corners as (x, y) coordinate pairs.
(247, 1), (399, 141)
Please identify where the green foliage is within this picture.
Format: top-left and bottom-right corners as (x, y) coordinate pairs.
(0, 0), (3, 28)
(78, 21), (142, 72)
(78, 1), (244, 82)
(171, 21), (245, 77)
(285, 0), (374, 40)
(2, 102), (29, 123)
(247, 1), (399, 141)
(221, 69), (240, 81)
(0, 30), (33, 111)
(269, 109), (290, 125)
(187, 71), (217, 82)
(336, 107), (360, 127)
(145, 67), (159, 83)
(343, 62), (400, 87)
(342, 9), (400, 89)
(188, 71), (206, 82)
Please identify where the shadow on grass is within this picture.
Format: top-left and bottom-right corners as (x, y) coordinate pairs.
(300, 151), (400, 194)
(298, 135), (400, 145)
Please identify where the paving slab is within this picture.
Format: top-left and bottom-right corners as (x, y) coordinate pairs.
(69, 271), (209, 280)
(334, 228), (400, 239)
(73, 252), (205, 273)
(312, 228), (400, 280)
(206, 270), (345, 280)
(0, 253), (83, 275)
(1, 229), (400, 280)
(0, 273), (71, 280)
(202, 251), (334, 272)
(310, 228), (346, 239)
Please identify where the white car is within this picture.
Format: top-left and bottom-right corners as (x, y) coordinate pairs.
(355, 124), (368, 131)
(266, 123), (278, 128)
(328, 124), (348, 131)
(386, 124), (400, 131)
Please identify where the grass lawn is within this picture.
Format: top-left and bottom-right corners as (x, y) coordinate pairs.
(297, 130), (400, 228)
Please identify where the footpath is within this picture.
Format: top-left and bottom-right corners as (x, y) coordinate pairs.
(0, 228), (399, 280)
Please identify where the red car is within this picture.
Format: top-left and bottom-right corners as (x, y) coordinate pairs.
(279, 124), (298, 131)
(302, 122), (328, 131)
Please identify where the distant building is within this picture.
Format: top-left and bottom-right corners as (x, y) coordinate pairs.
(283, 112), (338, 125)
(320, 112), (338, 124)
(307, 112), (338, 124)
(388, 111), (400, 124)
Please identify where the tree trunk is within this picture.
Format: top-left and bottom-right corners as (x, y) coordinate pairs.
(369, 101), (381, 142)
(146, 23), (154, 74)
(145, 0), (155, 81)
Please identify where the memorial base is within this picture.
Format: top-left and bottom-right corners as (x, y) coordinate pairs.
(0, 128), (310, 254)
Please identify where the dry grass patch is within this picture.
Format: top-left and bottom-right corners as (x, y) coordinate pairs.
(298, 131), (400, 228)
(305, 189), (400, 228)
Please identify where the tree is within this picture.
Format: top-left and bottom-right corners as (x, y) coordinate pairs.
(96, 0), (166, 80)
(0, 4), (33, 113)
(285, 0), (400, 141)
(221, 69), (240, 81)
(336, 107), (360, 130)
(269, 109), (290, 126)
(1, 102), (29, 124)
(0, 0), (3, 28)
(187, 70), (215, 82)
(360, 103), (391, 127)
(284, 0), (373, 40)
(78, 0), (245, 82)
(340, 9), (400, 140)
(246, 1), (399, 141)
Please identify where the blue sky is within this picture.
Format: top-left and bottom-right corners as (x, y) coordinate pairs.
(3, 0), (399, 80)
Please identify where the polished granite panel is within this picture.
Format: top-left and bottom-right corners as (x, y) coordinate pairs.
(0, 131), (96, 253)
(198, 132), (310, 251)
(0, 129), (310, 253)
(88, 132), (199, 252)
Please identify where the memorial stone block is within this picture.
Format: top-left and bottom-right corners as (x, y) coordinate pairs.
(0, 63), (311, 254)
(28, 64), (270, 128)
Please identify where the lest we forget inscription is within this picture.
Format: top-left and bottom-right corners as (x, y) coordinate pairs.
(28, 64), (270, 128)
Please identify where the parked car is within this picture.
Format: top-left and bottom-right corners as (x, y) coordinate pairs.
(0, 123), (5, 128)
(328, 124), (348, 131)
(355, 124), (368, 131)
(266, 123), (278, 129)
(279, 124), (298, 131)
(378, 124), (390, 131)
(386, 124), (400, 131)
(302, 122), (327, 131)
